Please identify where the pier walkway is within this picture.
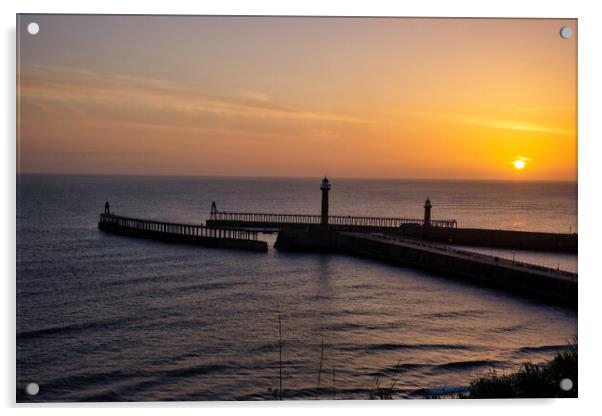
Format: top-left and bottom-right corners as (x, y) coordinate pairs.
(207, 211), (458, 231)
(362, 233), (577, 282)
(98, 213), (268, 252)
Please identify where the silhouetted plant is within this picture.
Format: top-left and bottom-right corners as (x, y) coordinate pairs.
(267, 314), (287, 400)
(464, 337), (577, 399)
(267, 387), (288, 399)
(316, 339), (325, 399)
(369, 361), (402, 399)
(332, 367), (336, 400)
(279, 315), (283, 400)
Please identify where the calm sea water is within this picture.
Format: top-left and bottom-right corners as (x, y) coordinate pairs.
(16, 175), (577, 401)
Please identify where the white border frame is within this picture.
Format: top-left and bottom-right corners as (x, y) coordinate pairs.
(3, 1), (601, 415)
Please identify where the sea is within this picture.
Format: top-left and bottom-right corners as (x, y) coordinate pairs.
(16, 174), (578, 401)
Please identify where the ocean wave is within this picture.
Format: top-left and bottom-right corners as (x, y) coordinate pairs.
(17, 317), (136, 341)
(365, 342), (477, 352)
(370, 362), (431, 377)
(516, 344), (569, 354)
(493, 324), (525, 333)
(417, 310), (486, 319)
(435, 359), (501, 370)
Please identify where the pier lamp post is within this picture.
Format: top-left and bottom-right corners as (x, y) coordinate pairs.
(320, 177), (331, 226)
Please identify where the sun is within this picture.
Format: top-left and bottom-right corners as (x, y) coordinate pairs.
(512, 157), (530, 170)
(513, 159), (526, 170)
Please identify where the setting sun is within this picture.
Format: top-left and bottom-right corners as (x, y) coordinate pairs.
(513, 157), (531, 170)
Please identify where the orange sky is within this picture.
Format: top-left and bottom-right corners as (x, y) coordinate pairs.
(17, 16), (577, 180)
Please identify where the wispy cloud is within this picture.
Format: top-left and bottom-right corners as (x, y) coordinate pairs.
(409, 110), (574, 136)
(452, 114), (573, 136)
(239, 89), (271, 103)
(512, 106), (573, 114)
(18, 65), (372, 125)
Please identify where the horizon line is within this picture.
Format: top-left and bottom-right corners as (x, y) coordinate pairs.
(16, 171), (578, 183)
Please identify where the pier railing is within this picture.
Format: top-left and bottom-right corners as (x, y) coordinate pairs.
(99, 213), (259, 241)
(210, 211), (457, 228)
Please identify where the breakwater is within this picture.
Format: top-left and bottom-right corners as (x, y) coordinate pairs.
(98, 213), (268, 252)
(207, 213), (575, 253)
(275, 229), (577, 307)
(399, 225), (577, 253)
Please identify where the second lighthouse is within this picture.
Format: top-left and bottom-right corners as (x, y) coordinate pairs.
(320, 177), (331, 226)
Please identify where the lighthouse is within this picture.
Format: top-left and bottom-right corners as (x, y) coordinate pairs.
(320, 177), (331, 226)
(423, 197), (432, 228)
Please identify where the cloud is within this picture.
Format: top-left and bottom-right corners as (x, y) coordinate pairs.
(409, 110), (574, 137)
(451, 115), (573, 136)
(239, 90), (271, 103)
(18, 65), (372, 125)
(512, 106), (573, 114)
(27, 150), (151, 159)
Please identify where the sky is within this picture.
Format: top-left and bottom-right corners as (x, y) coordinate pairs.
(17, 15), (577, 180)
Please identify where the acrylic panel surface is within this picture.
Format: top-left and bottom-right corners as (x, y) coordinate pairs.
(16, 15), (577, 402)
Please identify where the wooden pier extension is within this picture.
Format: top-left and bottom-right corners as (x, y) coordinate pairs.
(98, 213), (268, 252)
